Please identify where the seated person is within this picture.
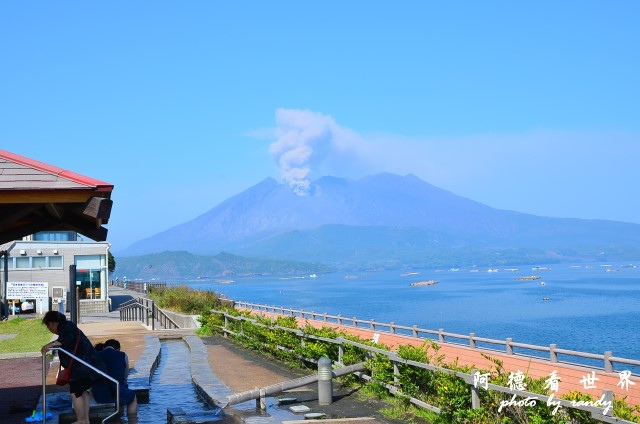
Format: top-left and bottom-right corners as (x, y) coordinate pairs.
(91, 339), (138, 420)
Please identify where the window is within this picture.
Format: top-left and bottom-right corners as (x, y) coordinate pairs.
(33, 231), (77, 241)
(7, 255), (63, 270)
(32, 256), (46, 269)
(15, 257), (30, 269)
(48, 256), (63, 268)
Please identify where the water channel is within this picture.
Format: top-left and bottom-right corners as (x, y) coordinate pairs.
(136, 339), (302, 424)
(136, 339), (221, 423)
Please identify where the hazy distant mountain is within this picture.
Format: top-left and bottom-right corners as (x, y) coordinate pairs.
(114, 251), (332, 281)
(116, 173), (640, 274)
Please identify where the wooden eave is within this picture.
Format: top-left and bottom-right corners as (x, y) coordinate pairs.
(0, 150), (114, 245)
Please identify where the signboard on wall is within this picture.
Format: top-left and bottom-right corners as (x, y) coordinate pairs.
(7, 281), (49, 300)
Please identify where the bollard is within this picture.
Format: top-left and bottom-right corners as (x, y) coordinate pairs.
(318, 357), (333, 405)
(259, 388), (267, 410)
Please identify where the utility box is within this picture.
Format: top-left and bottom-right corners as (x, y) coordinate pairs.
(52, 286), (67, 312)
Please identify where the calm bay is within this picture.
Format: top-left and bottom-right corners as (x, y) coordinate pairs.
(181, 261), (640, 367)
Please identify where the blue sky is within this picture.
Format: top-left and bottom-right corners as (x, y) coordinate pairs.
(2, 2), (639, 252)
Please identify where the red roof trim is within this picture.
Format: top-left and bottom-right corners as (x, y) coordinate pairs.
(0, 150), (114, 192)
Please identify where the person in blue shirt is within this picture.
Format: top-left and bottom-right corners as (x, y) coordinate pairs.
(91, 338), (138, 421)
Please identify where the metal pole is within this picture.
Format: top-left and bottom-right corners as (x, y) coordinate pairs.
(69, 265), (77, 324)
(41, 353), (47, 420)
(1, 251), (8, 319)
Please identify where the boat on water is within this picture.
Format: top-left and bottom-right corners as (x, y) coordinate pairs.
(309, 274), (318, 278)
(514, 275), (541, 281)
(410, 280), (439, 287)
(532, 266), (551, 270)
(400, 272), (420, 277)
(216, 279), (234, 284)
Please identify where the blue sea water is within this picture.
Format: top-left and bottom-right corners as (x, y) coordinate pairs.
(181, 262), (640, 365)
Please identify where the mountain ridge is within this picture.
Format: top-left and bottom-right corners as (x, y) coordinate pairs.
(114, 173), (640, 278)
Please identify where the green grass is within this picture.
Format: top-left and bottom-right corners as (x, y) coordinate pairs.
(147, 284), (223, 314)
(0, 317), (53, 354)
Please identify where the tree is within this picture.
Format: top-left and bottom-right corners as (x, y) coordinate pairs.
(108, 251), (116, 274)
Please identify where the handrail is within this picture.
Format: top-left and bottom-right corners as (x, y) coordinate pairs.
(42, 347), (120, 424)
(234, 300), (638, 374)
(213, 310), (634, 423)
(119, 298), (180, 330)
(113, 280), (166, 294)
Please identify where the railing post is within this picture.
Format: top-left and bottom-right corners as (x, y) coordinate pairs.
(604, 351), (613, 372)
(337, 337), (344, 364)
(550, 344), (557, 362)
(470, 332), (476, 349)
(151, 302), (155, 331)
(470, 368), (481, 409)
(506, 338), (513, 355)
(353, 317), (357, 328)
(438, 328), (444, 343)
(412, 325), (418, 338)
(392, 353), (400, 386)
(324, 313), (328, 322)
(370, 319), (375, 330)
(390, 322), (396, 334)
(603, 389), (613, 416)
(338, 314), (342, 325)
(224, 314), (228, 337)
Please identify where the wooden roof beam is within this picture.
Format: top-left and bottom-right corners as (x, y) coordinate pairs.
(0, 189), (101, 204)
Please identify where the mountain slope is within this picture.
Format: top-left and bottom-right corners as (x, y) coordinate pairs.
(117, 173), (640, 269)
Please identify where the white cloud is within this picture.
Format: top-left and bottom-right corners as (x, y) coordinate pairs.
(268, 108), (368, 194)
(264, 108), (640, 223)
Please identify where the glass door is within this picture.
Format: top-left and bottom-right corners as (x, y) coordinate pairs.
(77, 269), (101, 299)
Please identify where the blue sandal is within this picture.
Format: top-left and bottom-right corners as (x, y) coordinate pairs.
(24, 411), (53, 422)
